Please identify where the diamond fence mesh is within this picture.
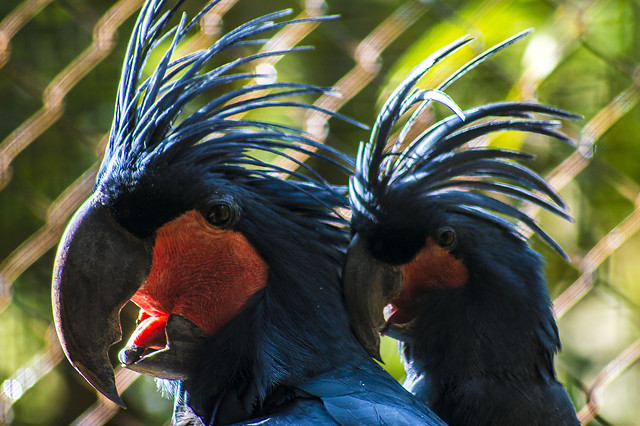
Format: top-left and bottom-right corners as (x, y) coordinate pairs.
(1, 0), (639, 424)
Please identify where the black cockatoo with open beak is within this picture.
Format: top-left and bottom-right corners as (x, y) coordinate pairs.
(51, 1), (446, 424)
(343, 32), (580, 425)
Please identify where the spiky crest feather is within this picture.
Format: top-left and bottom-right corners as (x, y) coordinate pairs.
(350, 30), (580, 259)
(97, 0), (356, 225)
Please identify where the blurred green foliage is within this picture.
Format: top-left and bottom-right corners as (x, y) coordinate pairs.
(1, 0), (639, 424)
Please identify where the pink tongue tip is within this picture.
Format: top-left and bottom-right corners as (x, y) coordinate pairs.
(385, 304), (414, 326)
(132, 314), (169, 349)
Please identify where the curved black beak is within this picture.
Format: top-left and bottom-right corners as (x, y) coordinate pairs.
(52, 194), (152, 407)
(343, 234), (403, 362)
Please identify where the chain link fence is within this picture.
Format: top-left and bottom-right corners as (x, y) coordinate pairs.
(1, 0), (639, 424)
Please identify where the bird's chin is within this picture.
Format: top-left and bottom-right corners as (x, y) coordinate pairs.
(119, 313), (207, 380)
(383, 321), (416, 341)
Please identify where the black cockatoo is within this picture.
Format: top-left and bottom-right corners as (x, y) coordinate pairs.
(343, 33), (580, 425)
(51, 1), (445, 424)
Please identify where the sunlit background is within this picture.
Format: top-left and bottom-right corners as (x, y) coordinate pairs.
(1, 0), (639, 424)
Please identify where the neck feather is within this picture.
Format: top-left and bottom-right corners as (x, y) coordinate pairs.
(167, 220), (362, 423)
(403, 243), (560, 390)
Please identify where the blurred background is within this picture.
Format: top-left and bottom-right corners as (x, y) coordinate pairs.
(1, 0), (639, 424)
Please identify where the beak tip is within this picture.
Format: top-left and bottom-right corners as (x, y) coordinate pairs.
(362, 333), (383, 362)
(112, 395), (126, 409)
(99, 385), (126, 408)
(72, 357), (125, 408)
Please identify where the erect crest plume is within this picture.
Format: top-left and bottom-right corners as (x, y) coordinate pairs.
(98, 0), (354, 202)
(350, 30), (580, 258)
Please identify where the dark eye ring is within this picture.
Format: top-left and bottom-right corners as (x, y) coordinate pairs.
(206, 202), (233, 227)
(436, 227), (456, 249)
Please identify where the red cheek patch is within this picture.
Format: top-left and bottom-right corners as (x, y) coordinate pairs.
(402, 238), (468, 290)
(388, 238), (468, 325)
(130, 210), (269, 344)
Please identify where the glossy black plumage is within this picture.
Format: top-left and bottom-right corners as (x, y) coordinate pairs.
(346, 33), (580, 425)
(52, 1), (445, 424)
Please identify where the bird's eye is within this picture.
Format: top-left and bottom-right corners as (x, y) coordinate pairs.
(436, 227), (456, 249)
(206, 202), (232, 227)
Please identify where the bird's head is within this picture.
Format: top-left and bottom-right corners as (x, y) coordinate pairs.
(52, 1), (353, 408)
(343, 32), (579, 360)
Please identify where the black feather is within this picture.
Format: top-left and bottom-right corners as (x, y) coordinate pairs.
(98, 0), (352, 194)
(351, 31), (579, 258)
(348, 31), (580, 426)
